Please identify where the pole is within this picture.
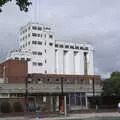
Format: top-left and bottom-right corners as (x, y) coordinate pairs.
(61, 78), (63, 96)
(25, 76), (28, 113)
(92, 78), (95, 97)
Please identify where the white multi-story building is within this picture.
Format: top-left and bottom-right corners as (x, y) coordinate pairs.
(7, 22), (94, 75)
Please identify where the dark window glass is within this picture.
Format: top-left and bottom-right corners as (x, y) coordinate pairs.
(32, 33), (37, 37)
(60, 44), (63, 48)
(38, 62), (43, 66)
(45, 60), (47, 63)
(45, 70), (47, 74)
(38, 34), (40, 37)
(55, 44), (58, 47)
(80, 47), (83, 50)
(33, 51), (37, 55)
(38, 41), (42, 45)
(84, 47), (88, 50)
(38, 27), (42, 30)
(32, 41), (37, 44)
(49, 35), (53, 38)
(75, 46), (79, 49)
(49, 43), (53, 46)
(70, 45), (74, 49)
(38, 52), (42, 55)
(27, 58), (31, 61)
(32, 26), (37, 30)
(65, 45), (69, 48)
(15, 57), (19, 60)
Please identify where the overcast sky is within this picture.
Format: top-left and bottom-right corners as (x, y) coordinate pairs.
(0, 0), (120, 78)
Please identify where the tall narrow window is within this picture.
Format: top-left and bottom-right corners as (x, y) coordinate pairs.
(84, 52), (88, 75)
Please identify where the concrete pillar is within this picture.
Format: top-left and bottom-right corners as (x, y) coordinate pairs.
(50, 96), (53, 112)
(64, 96), (67, 117)
(85, 94), (88, 109)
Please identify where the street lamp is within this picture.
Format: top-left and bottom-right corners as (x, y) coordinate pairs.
(25, 74), (32, 113)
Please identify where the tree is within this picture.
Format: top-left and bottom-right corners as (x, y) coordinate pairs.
(0, 0), (32, 12)
(102, 71), (120, 96)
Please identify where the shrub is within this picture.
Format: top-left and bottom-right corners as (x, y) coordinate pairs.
(1, 102), (12, 113)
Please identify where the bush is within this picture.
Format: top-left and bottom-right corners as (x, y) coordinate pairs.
(13, 102), (23, 112)
(1, 102), (12, 113)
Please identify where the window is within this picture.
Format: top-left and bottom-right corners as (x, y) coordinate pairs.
(15, 57), (19, 60)
(45, 60), (47, 63)
(80, 47), (83, 50)
(60, 44), (63, 48)
(32, 26), (37, 30)
(45, 49), (46, 53)
(27, 58), (31, 61)
(33, 62), (37, 66)
(38, 62), (43, 66)
(28, 34), (30, 37)
(56, 79), (59, 81)
(75, 46), (79, 49)
(49, 43), (53, 46)
(41, 34), (43, 38)
(28, 41), (30, 45)
(70, 45), (74, 49)
(84, 47), (88, 50)
(55, 44), (58, 47)
(38, 27), (42, 30)
(32, 33), (37, 37)
(45, 42), (46, 45)
(65, 45), (69, 48)
(38, 34), (40, 37)
(49, 35), (53, 38)
(32, 41), (37, 44)
(38, 52), (42, 55)
(33, 51), (37, 55)
(38, 41), (42, 45)
(45, 70), (47, 74)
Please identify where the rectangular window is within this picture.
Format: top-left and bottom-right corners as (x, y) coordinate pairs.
(38, 41), (42, 45)
(38, 27), (42, 30)
(27, 58), (31, 61)
(32, 26), (37, 30)
(49, 43), (53, 46)
(38, 62), (43, 66)
(38, 52), (42, 55)
(65, 45), (69, 48)
(32, 41), (37, 44)
(33, 62), (37, 66)
(84, 47), (88, 50)
(80, 47), (83, 50)
(15, 57), (19, 60)
(55, 44), (58, 47)
(33, 51), (37, 55)
(38, 34), (40, 37)
(49, 35), (53, 38)
(60, 44), (63, 48)
(70, 45), (74, 49)
(32, 33), (37, 37)
(75, 46), (79, 49)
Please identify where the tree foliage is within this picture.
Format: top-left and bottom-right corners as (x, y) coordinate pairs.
(0, 0), (32, 12)
(102, 71), (120, 96)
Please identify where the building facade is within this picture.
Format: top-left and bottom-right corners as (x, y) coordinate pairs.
(7, 22), (94, 75)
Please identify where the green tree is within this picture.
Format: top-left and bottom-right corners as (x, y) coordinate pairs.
(0, 0), (32, 12)
(102, 71), (120, 96)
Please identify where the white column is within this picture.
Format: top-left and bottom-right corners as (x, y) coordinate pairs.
(64, 96), (67, 117)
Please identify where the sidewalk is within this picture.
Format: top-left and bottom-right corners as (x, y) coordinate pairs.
(31, 112), (120, 120)
(1, 112), (120, 120)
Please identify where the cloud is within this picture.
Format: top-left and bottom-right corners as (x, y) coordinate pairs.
(0, 0), (120, 78)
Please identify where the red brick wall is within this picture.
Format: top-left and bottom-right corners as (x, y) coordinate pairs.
(0, 60), (28, 83)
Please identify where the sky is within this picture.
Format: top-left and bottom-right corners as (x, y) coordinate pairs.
(0, 0), (120, 78)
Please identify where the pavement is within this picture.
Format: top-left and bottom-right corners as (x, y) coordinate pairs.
(1, 112), (120, 120)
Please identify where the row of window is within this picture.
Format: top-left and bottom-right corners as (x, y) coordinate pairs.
(33, 51), (42, 55)
(14, 57), (31, 61)
(32, 33), (53, 39)
(33, 62), (43, 66)
(32, 41), (42, 45)
(55, 44), (89, 50)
